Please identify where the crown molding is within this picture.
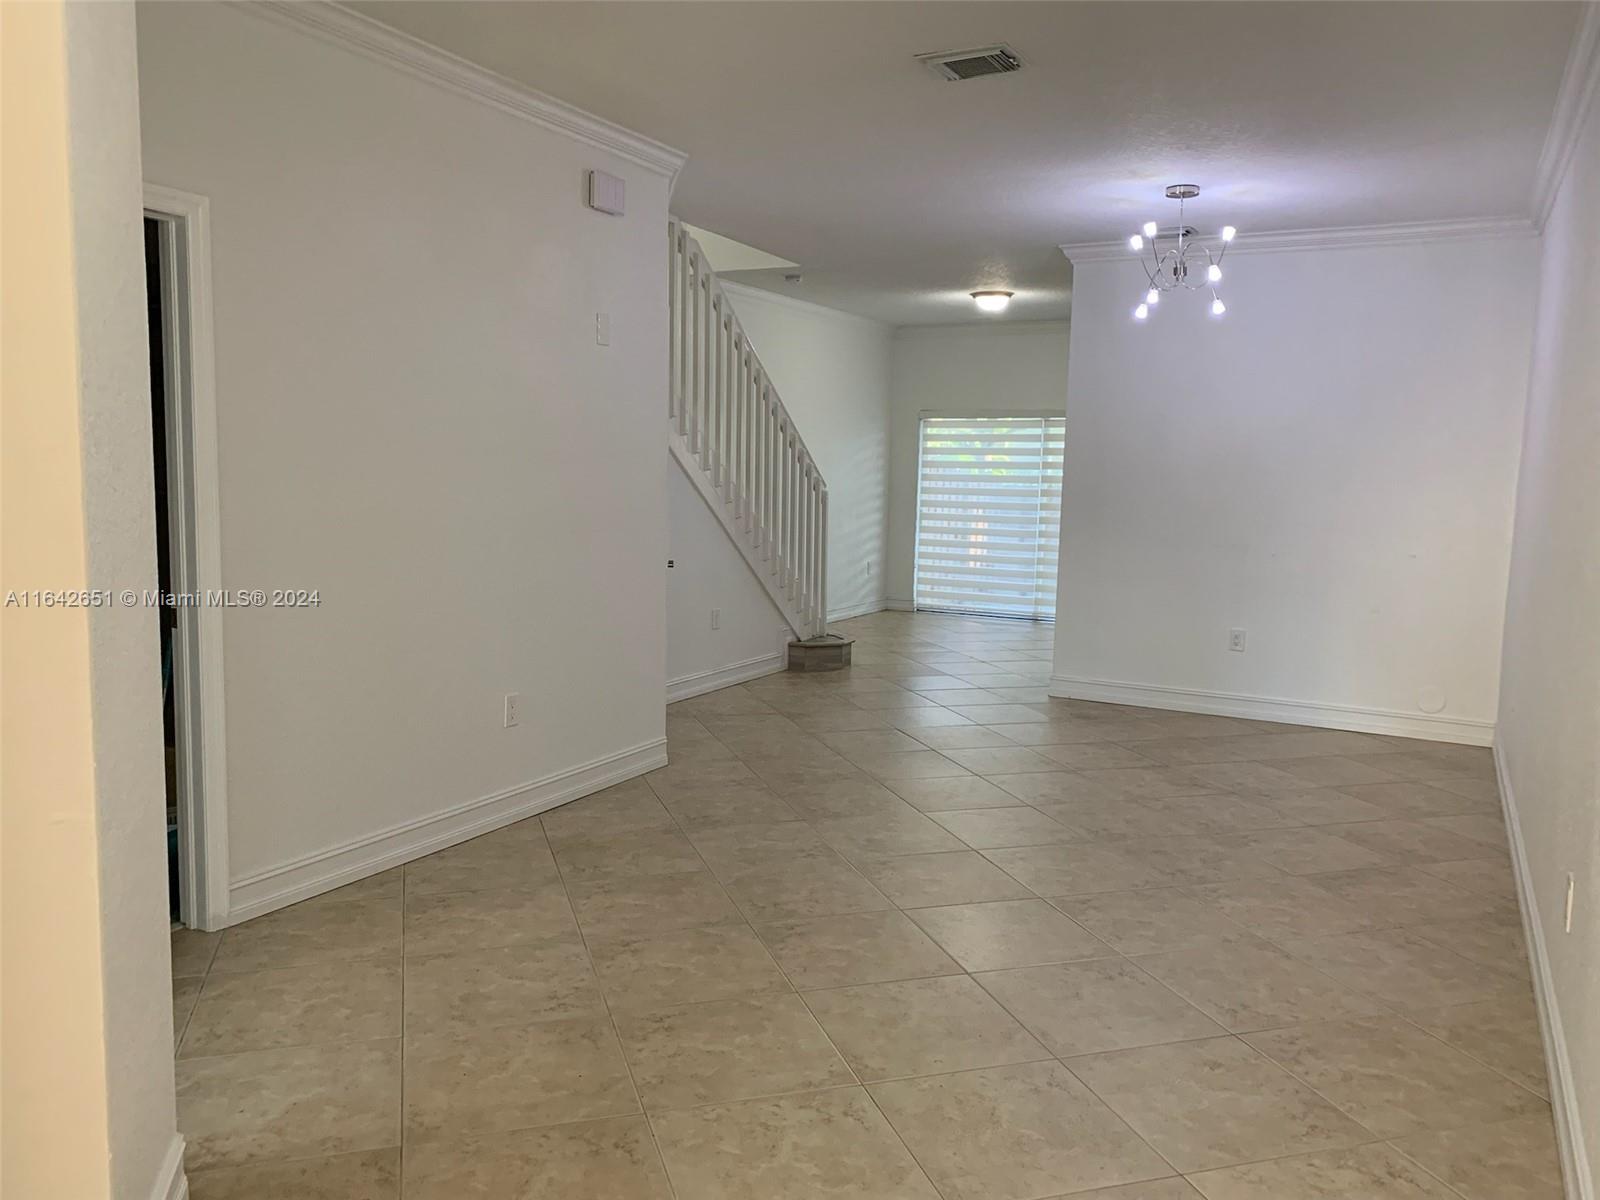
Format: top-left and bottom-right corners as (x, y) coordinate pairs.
(243, 2), (688, 183)
(1059, 215), (1537, 264)
(1531, 1), (1600, 229)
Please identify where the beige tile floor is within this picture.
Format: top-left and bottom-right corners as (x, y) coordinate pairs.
(170, 610), (1567, 1199)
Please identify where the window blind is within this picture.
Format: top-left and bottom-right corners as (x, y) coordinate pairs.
(913, 416), (1064, 620)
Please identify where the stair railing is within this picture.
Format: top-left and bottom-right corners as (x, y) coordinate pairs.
(668, 218), (829, 640)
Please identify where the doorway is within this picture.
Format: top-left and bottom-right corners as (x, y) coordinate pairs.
(143, 187), (230, 930)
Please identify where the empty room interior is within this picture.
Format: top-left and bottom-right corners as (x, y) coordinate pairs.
(6, 1), (1600, 1198)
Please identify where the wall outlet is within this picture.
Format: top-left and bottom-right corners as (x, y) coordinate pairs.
(595, 312), (611, 346)
(710, 608), (721, 630)
(503, 692), (521, 728)
(1565, 873), (1575, 934)
(1228, 628), (1247, 653)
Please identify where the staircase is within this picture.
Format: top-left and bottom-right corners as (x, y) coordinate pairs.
(667, 218), (829, 641)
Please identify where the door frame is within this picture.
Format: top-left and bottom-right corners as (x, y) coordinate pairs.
(145, 184), (231, 930)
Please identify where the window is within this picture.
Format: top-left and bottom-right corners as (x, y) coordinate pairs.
(914, 416), (1065, 620)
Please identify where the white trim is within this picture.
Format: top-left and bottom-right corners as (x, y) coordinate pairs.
(144, 185), (231, 932)
(829, 598), (887, 622)
(1494, 745), (1593, 1200)
(1059, 216), (1536, 265)
(718, 279), (891, 331)
(226, 738), (666, 923)
(1532, 2), (1600, 230)
(885, 597), (916, 611)
(149, 1134), (187, 1200)
(668, 653), (786, 702)
(1049, 674), (1495, 746)
(243, 2), (687, 183)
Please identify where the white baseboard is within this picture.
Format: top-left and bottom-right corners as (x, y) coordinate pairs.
(1049, 674), (1495, 746)
(829, 598), (887, 622)
(667, 652), (786, 702)
(150, 1135), (187, 1200)
(885, 597), (915, 612)
(225, 738), (667, 924)
(1496, 745), (1593, 1200)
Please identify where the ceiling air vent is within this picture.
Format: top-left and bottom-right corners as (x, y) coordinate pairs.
(916, 44), (1022, 82)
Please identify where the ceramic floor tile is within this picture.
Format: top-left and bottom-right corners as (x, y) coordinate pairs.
(403, 883), (576, 956)
(1133, 938), (1384, 1032)
(1111, 836), (1285, 886)
(1140, 795), (1301, 836)
(1415, 858), (1518, 901)
(899, 724), (1020, 751)
(541, 785), (676, 843)
(1270, 756), (1402, 787)
(1077, 767), (1220, 801)
(905, 898), (1111, 971)
(976, 959), (1225, 1056)
(854, 851), (1035, 907)
(812, 810), (969, 859)
(757, 905), (964, 987)
(174, 977), (203, 1046)
(588, 922), (792, 1011)
(1407, 914), (1530, 971)
(173, 927), (222, 978)
(1065, 1036), (1375, 1174)
(403, 1017), (637, 1138)
(1338, 782), (1496, 819)
(777, 777), (915, 820)
(721, 853), (895, 923)
(566, 870), (744, 938)
(1323, 820), (1507, 865)
(885, 775), (1027, 811)
(1243, 1015), (1549, 1137)
(177, 1038), (401, 1172)
(870, 1060), (1171, 1200)
(1051, 888), (1252, 955)
(403, 935), (606, 1038)
(649, 1087), (940, 1200)
(1064, 1181), (1203, 1200)
(1214, 828), (1397, 875)
(1037, 742), (1162, 770)
(402, 832), (561, 897)
(186, 1148), (400, 1200)
(656, 781), (801, 828)
(1264, 789), (1395, 826)
(687, 820), (832, 876)
(180, 959), (401, 1058)
(1187, 877), (1382, 940)
(615, 993), (854, 1109)
(1185, 1143), (1459, 1198)
(940, 745), (1065, 774)
(402, 1117), (671, 1199)
(1403, 994), (1550, 1096)
(929, 806), (1077, 849)
(550, 827), (707, 882)
(210, 899), (401, 974)
(1276, 929), (1530, 1008)
(984, 843), (1166, 896)
(1422, 814), (1510, 851)
(1304, 868), (1510, 927)
(1388, 1114), (1565, 1199)
(803, 974), (1048, 1081)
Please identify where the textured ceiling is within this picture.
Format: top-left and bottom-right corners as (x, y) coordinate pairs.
(352, 1), (1580, 324)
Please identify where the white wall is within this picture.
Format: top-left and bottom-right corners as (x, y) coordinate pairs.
(1052, 238), (1538, 744)
(721, 282), (893, 620)
(1, 2), (181, 1196)
(137, 3), (676, 915)
(1497, 51), (1600, 1190)
(665, 463), (790, 697)
(887, 321), (1070, 607)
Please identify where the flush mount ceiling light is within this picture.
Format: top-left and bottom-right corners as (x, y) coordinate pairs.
(1129, 184), (1237, 322)
(971, 290), (1013, 313)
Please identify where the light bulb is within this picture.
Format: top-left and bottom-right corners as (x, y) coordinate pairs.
(1211, 297), (1227, 317)
(1133, 303), (1149, 321)
(1221, 225), (1237, 242)
(1128, 234), (1144, 252)
(971, 291), (1012, 313)
(1145, 288), (1160, 305)
(1207, 264), (1223, 284)
(1142, 221), (1158, 238)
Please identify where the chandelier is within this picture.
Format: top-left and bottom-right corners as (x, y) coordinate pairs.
(1128, 184), (1237, 321)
